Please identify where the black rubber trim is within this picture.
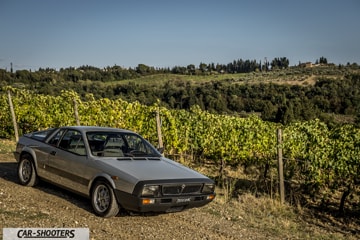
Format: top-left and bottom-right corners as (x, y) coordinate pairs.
(114, 189), (215, 213)
(132, 178), (215, 196)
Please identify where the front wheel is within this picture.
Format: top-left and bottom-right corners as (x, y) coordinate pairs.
(91, 180), (120, 217)
(18, 154), (38, 187)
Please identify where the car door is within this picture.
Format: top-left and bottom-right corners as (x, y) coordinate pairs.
(46, 129), (94, 195)
(32, 129), (66, 180)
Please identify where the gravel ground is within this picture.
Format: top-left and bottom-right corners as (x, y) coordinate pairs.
(0, 154), (268, 240)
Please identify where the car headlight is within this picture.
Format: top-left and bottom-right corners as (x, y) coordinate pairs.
(202, 183), (215, 193)
(141, 185), (161, 197)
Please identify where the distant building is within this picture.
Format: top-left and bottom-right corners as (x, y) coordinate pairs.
(299, 62), (313, 68)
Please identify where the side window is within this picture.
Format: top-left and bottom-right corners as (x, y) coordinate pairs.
(59, 130), (86, 156)
(48, 130), (65, 147)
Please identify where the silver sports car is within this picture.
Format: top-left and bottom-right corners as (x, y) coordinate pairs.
(14, 126), (216, 217)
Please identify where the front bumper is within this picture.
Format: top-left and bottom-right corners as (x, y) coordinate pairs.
(115, 190), (215, 213)
(13, 151), (20, 162)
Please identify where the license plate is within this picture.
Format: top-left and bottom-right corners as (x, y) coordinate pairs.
(176, 197), (191, 203)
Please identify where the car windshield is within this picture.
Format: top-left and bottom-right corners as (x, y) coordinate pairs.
(86, 131), (161, 158)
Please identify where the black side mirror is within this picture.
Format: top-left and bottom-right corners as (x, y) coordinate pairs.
(157, 147), (164, 154)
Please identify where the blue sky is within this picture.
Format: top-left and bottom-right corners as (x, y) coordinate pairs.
(1, 0), (359, 71)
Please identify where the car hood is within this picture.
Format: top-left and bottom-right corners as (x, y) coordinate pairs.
(96, 157), (208, 181)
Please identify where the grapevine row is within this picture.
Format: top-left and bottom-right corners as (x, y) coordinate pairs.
(0, 88), (359, 209)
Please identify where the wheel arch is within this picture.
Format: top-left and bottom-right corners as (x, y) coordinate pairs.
(89, 174), (116, 196)
(90, 174), (121, 217)
(19, 149), (38, 170)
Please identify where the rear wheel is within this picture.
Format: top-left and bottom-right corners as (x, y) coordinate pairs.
(18, 154), (38, 187)
(91, 180), (119, 217)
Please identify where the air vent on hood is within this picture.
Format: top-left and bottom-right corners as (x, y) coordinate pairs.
(117, 157), (161, 161)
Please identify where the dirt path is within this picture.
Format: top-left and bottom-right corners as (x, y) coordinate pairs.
(0, 154), (266, 240)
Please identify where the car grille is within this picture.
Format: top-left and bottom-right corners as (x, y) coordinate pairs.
(162, 184), (202, 196)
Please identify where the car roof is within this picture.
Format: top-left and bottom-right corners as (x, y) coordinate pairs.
(59, 126), (135, 134)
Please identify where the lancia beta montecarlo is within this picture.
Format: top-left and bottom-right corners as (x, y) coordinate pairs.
(14, 126), (216, 217)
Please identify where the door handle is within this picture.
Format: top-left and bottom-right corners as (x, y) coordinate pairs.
(50, 151), (57, 156)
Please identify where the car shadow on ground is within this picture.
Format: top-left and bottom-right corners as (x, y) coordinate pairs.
(0, 161), (95, 215)
(0, 161), (18, 182)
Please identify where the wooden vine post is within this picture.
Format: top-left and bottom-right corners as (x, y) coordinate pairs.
(155, 108), (164, 152)
(73, 98), (80, 126)
(277, 128), (285, 204)
(7, 90), (19, 142)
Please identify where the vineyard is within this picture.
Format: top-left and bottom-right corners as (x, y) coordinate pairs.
(0, 87), (359, 213)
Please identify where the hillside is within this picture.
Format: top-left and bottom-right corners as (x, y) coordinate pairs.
(1, 65), (360, 239)
(1, 64), (360, 126)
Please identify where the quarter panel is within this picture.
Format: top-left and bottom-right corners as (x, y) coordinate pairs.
(18, 137), (52, 179)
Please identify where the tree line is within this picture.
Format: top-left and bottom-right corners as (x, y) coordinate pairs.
(1, 57), (360, 126)
(1, 56), (334, 84)
(2, 56), (295, 82)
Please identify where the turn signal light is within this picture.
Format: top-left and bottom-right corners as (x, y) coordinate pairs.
(142, 199), (155, 205)
(207, 194), (215, 200)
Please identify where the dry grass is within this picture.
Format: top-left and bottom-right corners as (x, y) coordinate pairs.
(210, 192), (359, 239)
(0, 138), (16, 154)
(190, 159), (360, 239)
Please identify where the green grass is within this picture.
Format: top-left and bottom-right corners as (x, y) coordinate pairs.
(104, 73), (248, 87)
(103, 66), (360, 88)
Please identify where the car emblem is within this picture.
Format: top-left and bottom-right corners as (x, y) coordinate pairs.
(181, 184), (186, 193)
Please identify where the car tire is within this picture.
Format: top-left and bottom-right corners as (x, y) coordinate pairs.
(91, 180), (120, 218)
(18, 153), (38, 187)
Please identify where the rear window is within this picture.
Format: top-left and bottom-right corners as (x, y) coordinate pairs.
(28, 128), (55, 141)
